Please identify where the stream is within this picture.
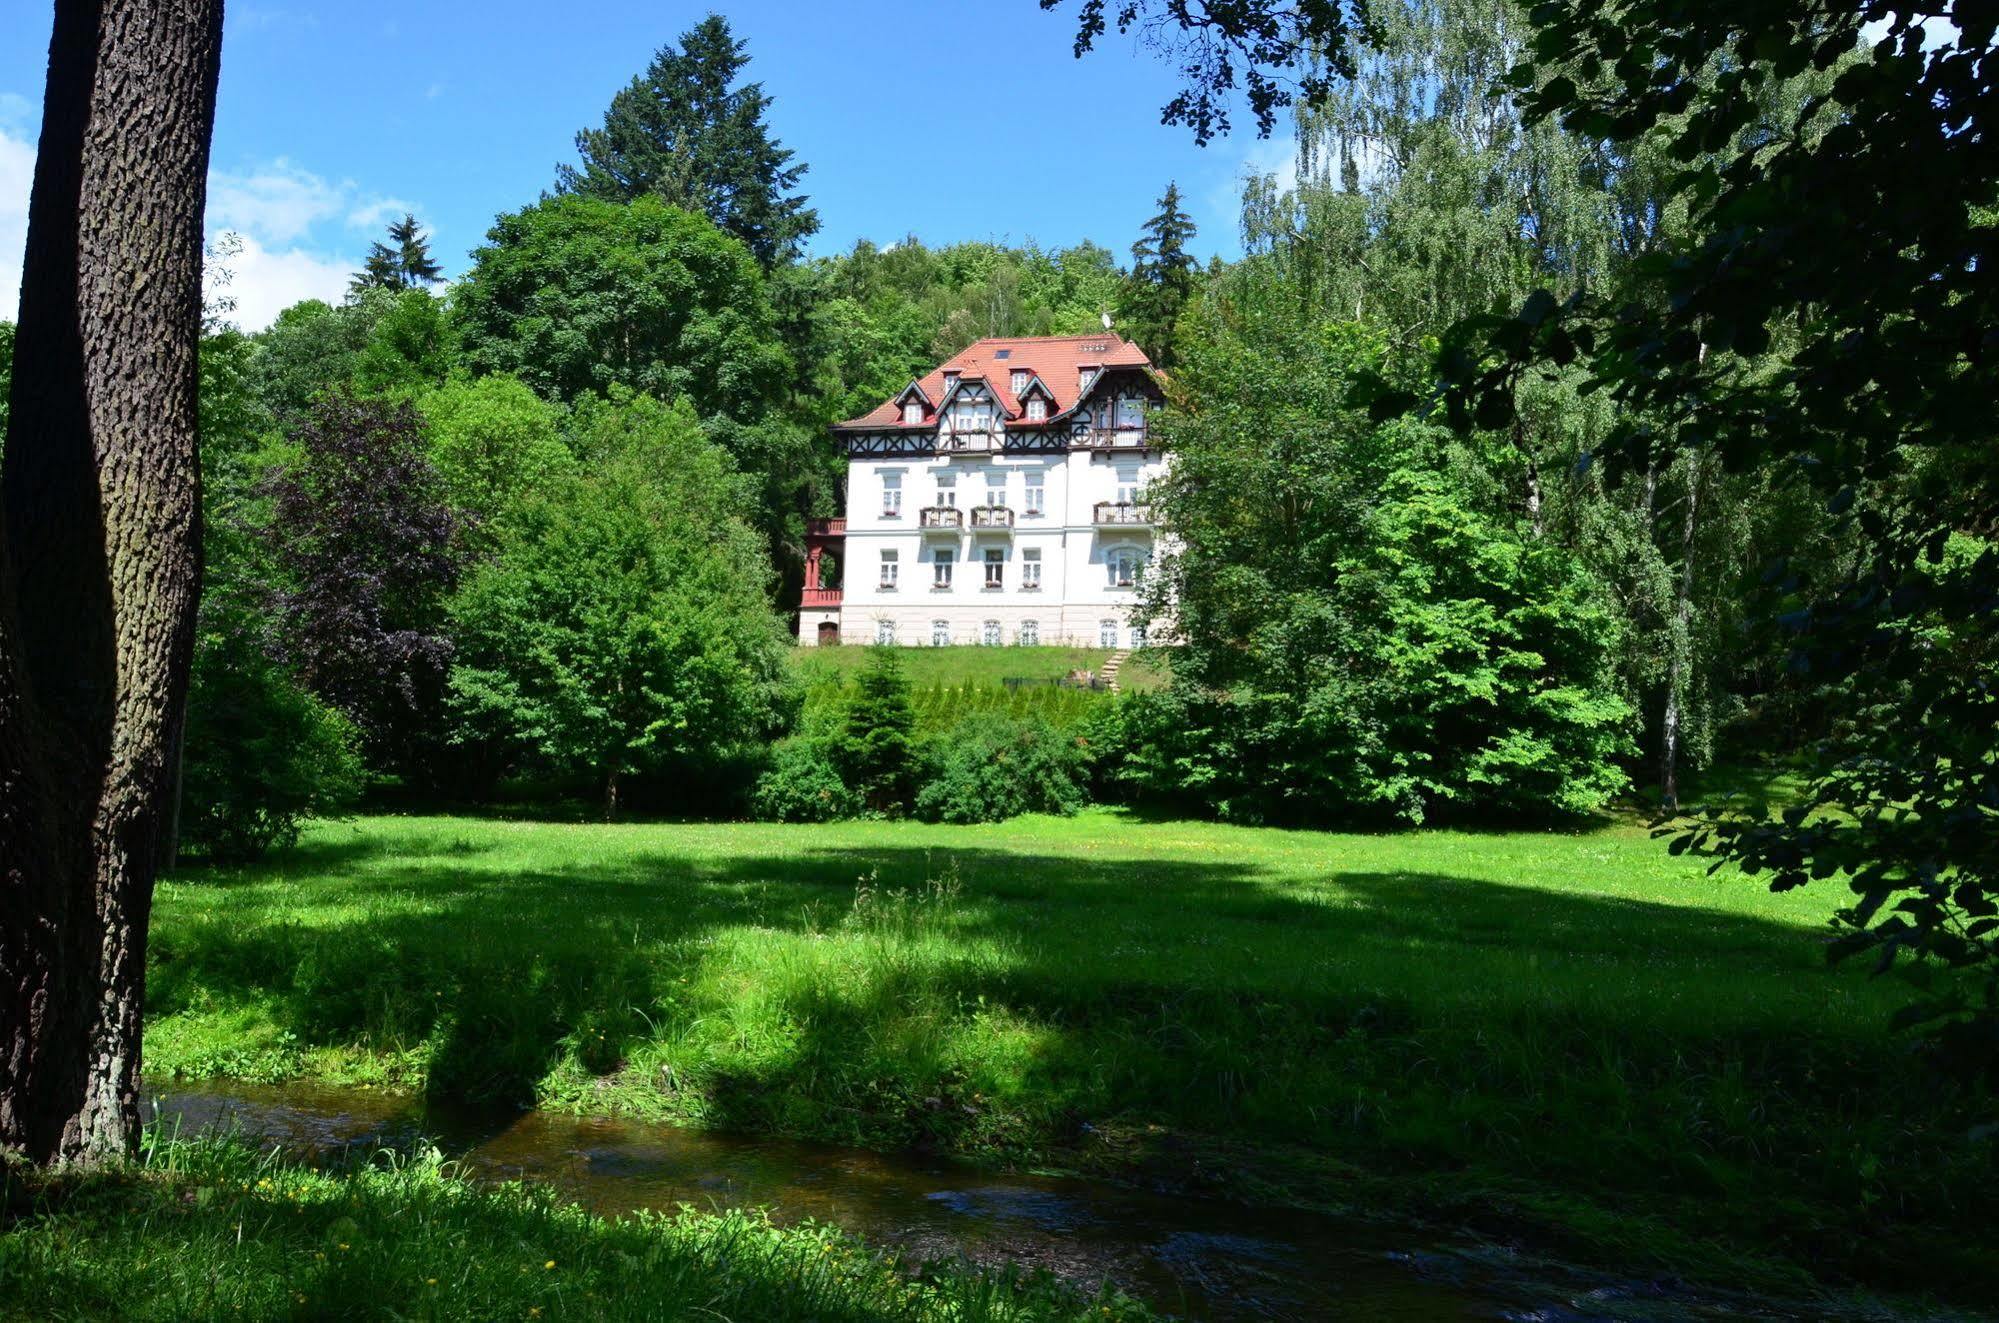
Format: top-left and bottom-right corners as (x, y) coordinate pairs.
(143, 1079), (1902, 1322)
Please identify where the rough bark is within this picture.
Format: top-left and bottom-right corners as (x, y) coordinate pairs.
(0, 0), (223, 1165)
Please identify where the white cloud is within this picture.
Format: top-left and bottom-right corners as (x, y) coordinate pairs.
(1, 122), (31, 324)
(2, 140), (420, 331)
(207, 231), (354, 331)
(205, 159), (350, 245)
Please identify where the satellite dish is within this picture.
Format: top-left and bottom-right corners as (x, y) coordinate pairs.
(1101, 310), (1114, 331)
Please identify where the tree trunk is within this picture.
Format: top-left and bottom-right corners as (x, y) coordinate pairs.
(1660, 455), (1702, 809)
(0, 0), (223, 1166)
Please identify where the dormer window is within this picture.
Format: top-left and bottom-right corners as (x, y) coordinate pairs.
(903, 402), (923, 424)
(1027, 399), (1047, 422)
(1011, 370), (1030, 395)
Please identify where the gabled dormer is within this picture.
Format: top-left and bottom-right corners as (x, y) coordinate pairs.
(892, 380), (933, 426)
(1011, 373), (1058, 423)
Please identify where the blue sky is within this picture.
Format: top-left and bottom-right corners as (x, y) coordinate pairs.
(1, 1), (1293, 329)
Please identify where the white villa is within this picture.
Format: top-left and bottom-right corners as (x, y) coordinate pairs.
(798, 334), (1168, 647)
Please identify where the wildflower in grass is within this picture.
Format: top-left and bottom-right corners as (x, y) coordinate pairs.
(544, 1259), (556, 1270)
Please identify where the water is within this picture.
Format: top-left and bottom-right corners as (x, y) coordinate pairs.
(142, 1079), (1895, 1322)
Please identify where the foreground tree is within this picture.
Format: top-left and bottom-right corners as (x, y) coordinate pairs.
(0, 0), (224, 1162)
(557, 14), (818, 269)
(1443, 5), (1999, 1059)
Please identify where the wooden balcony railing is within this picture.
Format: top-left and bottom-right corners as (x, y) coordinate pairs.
(1083, 429), (1152, 450)
(1094, 501), (1153, 526)
(801, 587), (842, 608)
(969, 505), (1014, 529)
(919, 506), (964, 529)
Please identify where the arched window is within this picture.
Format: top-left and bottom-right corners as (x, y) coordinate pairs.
(876, 619), (896, 645)
(982, 619), (1002, 646)
(931, 619), (950, 647)
(1018, 619), (1039, 646)
(1099, 619), (1118, 648)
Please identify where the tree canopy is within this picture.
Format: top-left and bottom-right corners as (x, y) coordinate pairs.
(557, 14), (818, 269)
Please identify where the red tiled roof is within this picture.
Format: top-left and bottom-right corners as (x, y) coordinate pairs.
(836, 334), (1155, 430)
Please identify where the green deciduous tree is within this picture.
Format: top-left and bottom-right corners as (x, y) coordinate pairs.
(415, 375), (573, 541)
(1134, 296), (1629, 824)
(454, 195), (789, 417)
(447, 396), (793, 816)
(557, 14), (818, 270)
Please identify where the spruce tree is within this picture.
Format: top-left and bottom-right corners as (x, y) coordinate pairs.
(830, 644), (916, 815)
(349, 213), (443, 295)
(556, 15), (818, 269)
(1119, 183), (1198, 366)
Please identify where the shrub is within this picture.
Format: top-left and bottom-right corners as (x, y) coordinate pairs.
(914, 714), (1090, 824)
(181, 623), (366, 862)
(753, 738), (860, 823)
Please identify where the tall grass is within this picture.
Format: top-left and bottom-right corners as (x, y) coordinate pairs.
(141, 811), (1997, 1302)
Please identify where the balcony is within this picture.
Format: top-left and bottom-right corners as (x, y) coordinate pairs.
(969, 505), (1014, 530)
(937, 430), (1000, 455)
(1094, 501), (1154, 527)
(1084, 429), (1153, 452)
(918, 506), (963, 530)
(801, 586), (842, 609)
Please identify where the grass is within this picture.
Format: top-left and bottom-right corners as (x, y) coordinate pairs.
(143, 811), (1998, 1307)
(0, 1135), (1142, 1321)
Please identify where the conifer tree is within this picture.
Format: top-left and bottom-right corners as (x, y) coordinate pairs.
(1118, 183), (1198, 366)
(349, 213), (444, 295)
(556, 15), (818, 269)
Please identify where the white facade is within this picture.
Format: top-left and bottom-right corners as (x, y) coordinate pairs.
(823, 442), (1167, 647)
(800, 340), (1172, 648)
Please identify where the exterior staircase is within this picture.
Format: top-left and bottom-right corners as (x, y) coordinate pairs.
(1100, 649), (1132, 693)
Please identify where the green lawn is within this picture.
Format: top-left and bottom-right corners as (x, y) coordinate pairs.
(144, 811), (1995, 1305)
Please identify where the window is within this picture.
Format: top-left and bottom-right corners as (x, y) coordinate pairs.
(1099, 619), (1119, 648)
(1130, 623), (1147, 649)
(932, 619), (950, 647)
(876, 619), (896, 645)
(1108, 549), (1142, 588)
(982, 619), (1002, 646)
(935, 474), (957, 508)
(984, 471), (1006, 506)
(1027, 398), (1047, 421)
(983, 548), (1004, 589)
(932, 548), (954, 589)
(1018, 619), (1039, 646)
(1024, 478), (1045, 516)
(883, 474), (903, 517)
(1116, 397), (1145, 430)
(1115, 472), (1140, 506)
(1021, 548), (1042, 590)
(1011, 370), (1030, 395)
(879, 550), (899, 590)
(903, 402), (923, 424)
